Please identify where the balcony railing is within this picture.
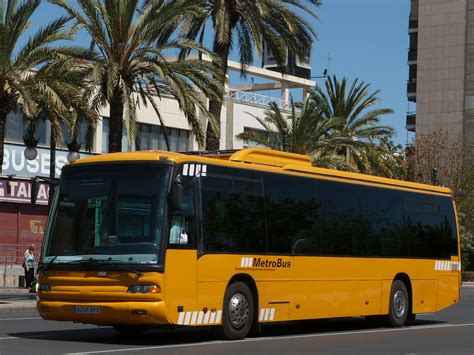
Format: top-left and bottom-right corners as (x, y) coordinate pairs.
(408, 49), (417, 62)
(227, 90), (290, 109)
(409, 19), (418, 30)
(407, 81), (416, 94)
(406, 113), (416, 132)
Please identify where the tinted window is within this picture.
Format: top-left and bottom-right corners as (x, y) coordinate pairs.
(405, 194), (457, 258)
(365, 187), (407, 257)
(264, 173), (319, 254)
(319, 180), (367, 256)
(201, 166), (265, 253)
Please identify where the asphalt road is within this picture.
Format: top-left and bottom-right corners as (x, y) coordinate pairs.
(1, 288), (473, 355)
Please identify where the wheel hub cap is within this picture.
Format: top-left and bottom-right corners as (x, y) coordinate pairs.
(393, 290), (406, 318)
(229, 293), (249, 329)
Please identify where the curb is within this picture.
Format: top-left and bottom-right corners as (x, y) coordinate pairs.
(0, 301), (37, 314)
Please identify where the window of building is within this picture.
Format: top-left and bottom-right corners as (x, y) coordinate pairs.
(242, 127), (270, 148)
(137, 123), (189, 152)
(101, 117), (135, 153)
(5, 111), (47, 146)
(102, 118), (190, 153)
(60, 120), (92, 151)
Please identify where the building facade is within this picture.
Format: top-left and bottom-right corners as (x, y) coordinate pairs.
(407, 0), (474, 151)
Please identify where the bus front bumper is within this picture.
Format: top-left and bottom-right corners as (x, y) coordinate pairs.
(37, 300), (169, 325)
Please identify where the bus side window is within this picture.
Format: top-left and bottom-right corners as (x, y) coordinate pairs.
(169, 181), (195, 246)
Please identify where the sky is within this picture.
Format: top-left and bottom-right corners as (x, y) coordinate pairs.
(27, 0), (412, 146)
(311, 0), (412, 146)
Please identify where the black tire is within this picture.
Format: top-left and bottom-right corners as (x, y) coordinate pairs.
(113, 324), (146, 337)
(388, 280), (410, 327)
(221, 282), (254, 340)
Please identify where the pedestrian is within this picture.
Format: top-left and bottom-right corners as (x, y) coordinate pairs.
(23, 244), (35, 289)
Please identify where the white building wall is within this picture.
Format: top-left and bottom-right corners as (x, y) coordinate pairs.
(231, 101), (271, 149)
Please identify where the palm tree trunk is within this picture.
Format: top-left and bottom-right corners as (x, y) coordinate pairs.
(0, 111), (6, 174)
(206, 40), (230, 151)
(108, 89), (123, 153)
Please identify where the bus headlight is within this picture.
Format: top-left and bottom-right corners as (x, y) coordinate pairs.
(127, 285), (160, 293)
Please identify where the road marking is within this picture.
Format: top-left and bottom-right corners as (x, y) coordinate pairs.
(0, 334), (47, 341)
(64, 322), (474, 354)
(0, 317), (41, 321)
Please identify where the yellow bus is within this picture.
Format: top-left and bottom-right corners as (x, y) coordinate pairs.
(37, 148), (461, 339)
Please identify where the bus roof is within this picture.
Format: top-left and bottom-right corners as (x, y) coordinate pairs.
(70, 148), (452, 196)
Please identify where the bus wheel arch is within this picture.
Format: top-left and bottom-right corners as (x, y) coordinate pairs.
(221, 274), (259, 339)
(389, 273), (413, 326)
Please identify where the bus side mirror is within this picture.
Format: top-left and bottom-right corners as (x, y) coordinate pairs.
(31, 177), (39, 205)
(169, 179), (183, 211)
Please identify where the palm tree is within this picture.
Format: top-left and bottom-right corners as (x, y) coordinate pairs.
(236, 98), (351, 164)
(183, 0), (321, 151)
(0, 0), (97, 173)
(26, 59), (99, 151)
(52, 0), (224, 152)
(308, 75), (395, 172)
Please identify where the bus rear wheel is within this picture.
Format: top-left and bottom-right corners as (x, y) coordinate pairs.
(222, 282), (254, 340)
(388, 280), (409, 327)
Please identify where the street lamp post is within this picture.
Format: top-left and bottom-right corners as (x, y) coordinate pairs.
(49, 124), (56, 179)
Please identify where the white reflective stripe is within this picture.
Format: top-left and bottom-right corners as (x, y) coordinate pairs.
(259, 308), (265, 321)
(246, 258), (252, 268)
(203, 311), (211, 324)
(215, 310), (222, 324)
(209, 311), (216, 324)
(191, 311), (198, 325)
(189, 164), (195, 176)
(241, 258), (246, 267)
(197, 311), (204, 325)
(269, 308), (275, 321)
(183, 164), (189, 176)
(435, 261), (439, 270)
(195, 165), (201, 176)
(444, 261), (448, 271)
(202, 165), (207, 176)
(184, 312), (192, 325)
(177, 312), (185, 325)
(264, 308), (270, 321)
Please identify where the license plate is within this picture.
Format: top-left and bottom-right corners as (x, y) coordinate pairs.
(73, 306), (101, 314)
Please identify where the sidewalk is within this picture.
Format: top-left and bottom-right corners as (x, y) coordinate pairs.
(0, 288), (37, 314)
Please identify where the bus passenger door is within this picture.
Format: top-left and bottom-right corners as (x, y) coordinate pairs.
(164, 175), (198, 325)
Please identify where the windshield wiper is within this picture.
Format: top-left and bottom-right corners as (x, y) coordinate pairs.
(42, 255), (59, 274)
(68, 257), (143, 277)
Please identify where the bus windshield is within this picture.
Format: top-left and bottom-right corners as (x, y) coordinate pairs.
(42, 164), (171, 267)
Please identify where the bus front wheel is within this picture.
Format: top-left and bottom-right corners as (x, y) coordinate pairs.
(388, 280), (409, 327)
(221, 282), (254, 340)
